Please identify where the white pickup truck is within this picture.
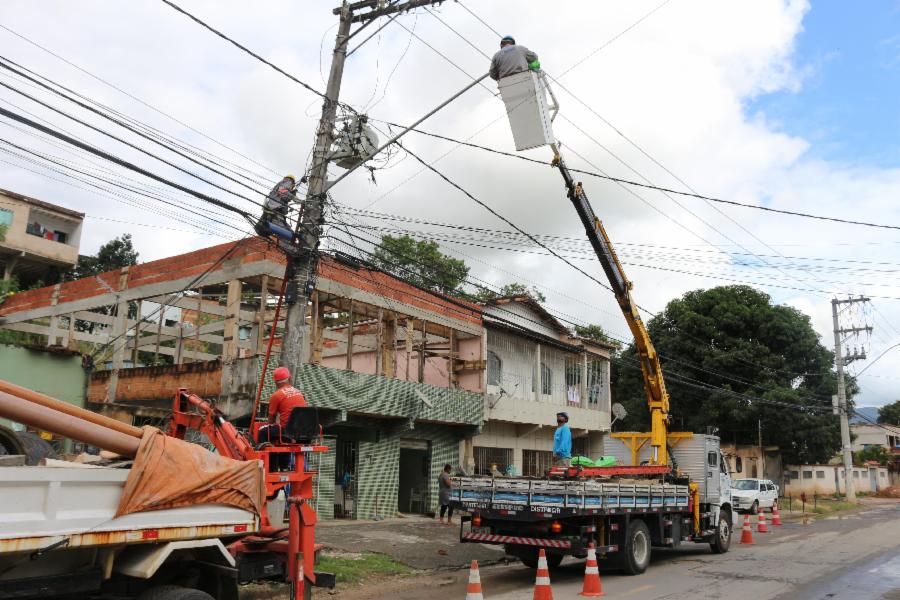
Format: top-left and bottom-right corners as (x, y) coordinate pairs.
(0, 465), (260, 600)
(731, 478), (779, 514)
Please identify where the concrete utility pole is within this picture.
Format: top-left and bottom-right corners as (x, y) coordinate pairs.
(831, 296), (872, 502)
(279, 0), (453, 377)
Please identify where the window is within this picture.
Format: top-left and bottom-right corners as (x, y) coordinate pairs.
(734, 457), (743, 473)
(487, 351), (502, 386)
(861, 471), (868, 479)
(881, 472), (887, 479)
(540, 362), (552, 395)
(853, 471), (860, 478)
(522, 450), (554, 477)
(572, 437), (589, 458)
(816, 471), (825, 479)
(707, 452), (718, 467)
(803, 471), (812, 479)
(474, 446), (513, 476)
(0, 208), (12, 227)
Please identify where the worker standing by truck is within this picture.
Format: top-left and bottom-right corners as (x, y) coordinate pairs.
(553, 411), (572, 467)
(256, 174), (298, 239)
(489, 35), (540, 81)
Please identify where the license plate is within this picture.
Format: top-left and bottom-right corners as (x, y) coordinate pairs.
(471, 526), (491, 534)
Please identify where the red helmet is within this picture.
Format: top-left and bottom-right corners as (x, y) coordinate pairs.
(273, 366), (291, 383)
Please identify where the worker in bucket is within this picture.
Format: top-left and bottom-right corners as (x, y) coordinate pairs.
(489, 35), (540, 81)
(256, 174), (297, 240)
(553, 411), (572, 467)
(258, 366), (307, 446)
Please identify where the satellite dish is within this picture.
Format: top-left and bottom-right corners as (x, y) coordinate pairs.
(611, 403), (627, 426)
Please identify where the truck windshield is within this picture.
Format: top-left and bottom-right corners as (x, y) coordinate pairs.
(732, 480), (759, 490)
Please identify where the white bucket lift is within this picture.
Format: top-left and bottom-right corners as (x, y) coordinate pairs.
(498, 70), (559, 151)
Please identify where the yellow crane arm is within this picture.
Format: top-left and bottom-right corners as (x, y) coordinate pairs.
(552, 151), (671, 465)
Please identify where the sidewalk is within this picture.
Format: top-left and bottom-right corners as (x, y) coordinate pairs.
(316, 515), (508, 570)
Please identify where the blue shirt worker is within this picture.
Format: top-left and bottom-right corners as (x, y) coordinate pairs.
(553, 411), (572, 467)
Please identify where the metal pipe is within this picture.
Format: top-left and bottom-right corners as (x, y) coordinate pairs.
(0, 379), (142, 438)
(0, 391), (140, 457)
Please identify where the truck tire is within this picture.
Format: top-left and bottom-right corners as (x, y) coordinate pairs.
(0, 425), (25, 456)
(16, 431), (58, 465)
(519, 548), (563, 570)
(710, 509), (732, 554)
(618, 520), (651, 575)
(137, 586), (215, 600)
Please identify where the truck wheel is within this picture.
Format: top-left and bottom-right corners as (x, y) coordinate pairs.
(519, 548), (563, 570)
(618, 520), (651, 575)
(710, 509), (732, 554)
(137, 586), (215, 600)
(15, 431), (58, 466)
(750, 500), (759, 515)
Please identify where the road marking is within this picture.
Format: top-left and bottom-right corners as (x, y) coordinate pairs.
(618, 584), (655, 596)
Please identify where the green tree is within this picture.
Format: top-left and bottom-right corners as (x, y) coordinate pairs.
(611, 285), (847, 464)
(370, 234), (469, 294)
(574, 323), (617, 347)
(854, 445), (890, 465)
(877, 400), (900, 425)
(473, 282), (547, 303)
(69, 233), (139, 280)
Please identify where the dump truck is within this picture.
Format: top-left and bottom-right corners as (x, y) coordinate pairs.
(0, 382), (332, 600)
(450, 71), (737, 574)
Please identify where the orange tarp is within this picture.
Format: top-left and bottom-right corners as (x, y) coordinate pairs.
(116, 427), (265, 518)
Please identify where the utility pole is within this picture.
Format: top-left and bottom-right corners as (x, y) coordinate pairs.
(279, 0), (452, 376)
(831, 296), (872, 502)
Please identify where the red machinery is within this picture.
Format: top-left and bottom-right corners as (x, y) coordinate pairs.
(167, 388), (331, 600)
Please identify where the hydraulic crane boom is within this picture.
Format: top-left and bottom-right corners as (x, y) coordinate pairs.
(551, 147), (672, 466)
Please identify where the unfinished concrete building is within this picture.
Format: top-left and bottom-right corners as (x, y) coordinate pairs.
(0, 238), (486, 520)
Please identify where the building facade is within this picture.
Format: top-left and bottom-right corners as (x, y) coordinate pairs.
(0, 188), (83, 285)
(472, 297), (613, 476)
(783, 463), (890, 496)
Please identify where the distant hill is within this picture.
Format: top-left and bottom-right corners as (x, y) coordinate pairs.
(850, 406), (881, 425)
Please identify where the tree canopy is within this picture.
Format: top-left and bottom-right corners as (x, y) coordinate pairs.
(878, 400), (900, 425)
(69, 234), (139, 280)
(473, 282), (547, 303)
(611, 285), (848, 465)
(370, 234), (469, 294)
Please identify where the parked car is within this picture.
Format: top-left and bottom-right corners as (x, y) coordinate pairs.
(731, 478), (779, 514)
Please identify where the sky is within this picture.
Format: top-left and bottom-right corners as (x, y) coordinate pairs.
(1, 1), (899, 410)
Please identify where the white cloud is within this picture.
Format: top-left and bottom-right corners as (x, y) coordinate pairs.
(2, 0), (899, 406)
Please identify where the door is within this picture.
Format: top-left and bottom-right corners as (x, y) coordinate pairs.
(398, 439), (430, 514)
(762, 482), (776, 508)
(705, 438), (720, 504)
(870, 468), (878, 492)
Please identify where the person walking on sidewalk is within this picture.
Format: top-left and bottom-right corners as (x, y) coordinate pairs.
(438, 464), (454, 525)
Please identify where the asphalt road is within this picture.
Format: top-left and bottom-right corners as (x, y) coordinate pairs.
(346, 501), (900, 600)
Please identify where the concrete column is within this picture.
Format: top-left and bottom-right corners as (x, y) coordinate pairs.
(534, 343), (542, 401)
(66, 312), (76, 351)
(222, 279), (242, 362)
(106, 268), (130, 404)
(345, 300), (354, 371)
(46, 283), (61, 346)
(375, 307), (384, 376)
(580, 352), (588, 408)
(2, 255), (20, 281)
(131, 300), (142, 365)
(255, 276), (269, 356)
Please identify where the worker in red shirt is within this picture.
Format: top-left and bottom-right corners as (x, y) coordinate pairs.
(259, 366), (307, 445)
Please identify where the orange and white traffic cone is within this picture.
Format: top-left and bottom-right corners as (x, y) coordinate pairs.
(532, 549), (554, 600)
(757, 509), (769, 533)
(465, 560), (484, 600)
(771, 502), (783, 526)
(579, 543), (605, 597)
(739, 513), (754, 544)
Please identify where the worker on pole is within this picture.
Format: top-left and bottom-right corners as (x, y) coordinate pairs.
(256, 175), (298, 241)
(489, 35), (540, 81)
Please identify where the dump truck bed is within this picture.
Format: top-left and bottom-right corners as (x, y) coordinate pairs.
(0, 466), (258, 554)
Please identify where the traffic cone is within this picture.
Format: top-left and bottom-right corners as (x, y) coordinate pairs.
(757, 509), (769, 533)
(579, 543), (605, 597)
(532, 549), (554, 600)
(771, 502), (783, 526)
(739, 513), (754, 544)
(465, 560), (483, 600)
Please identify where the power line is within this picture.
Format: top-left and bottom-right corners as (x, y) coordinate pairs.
(0, 106), (254, 222)
(0, 23), (280, 177)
